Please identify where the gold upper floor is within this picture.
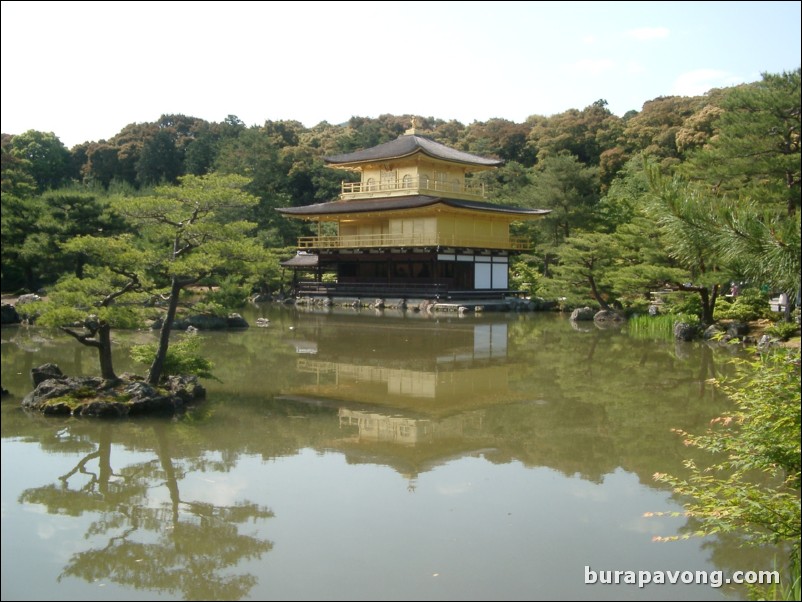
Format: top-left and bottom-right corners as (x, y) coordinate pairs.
(341, 173), (486, 201)
(339, 156), (488, 201)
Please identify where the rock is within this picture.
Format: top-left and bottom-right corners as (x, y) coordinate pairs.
(1, 303), (20, 325)
(703, 324), (724, 340)
(673, 322), (699, 341)
(21, 366), (205, 417)
(226, 313), (249, 328)
(594, 309), (624, 323)
(758, 334), (775, 350)
(530, 297), (557, 311)
(166, 375), (206, 402)
(570, 307), (595, 321)
(78, 401), (128, 418)
(123, 381), (160, 401)
(726, 321), (750, 338)
(31, 363), (64, 387)
(15, 294), (41, 306)
(255, 317), (270, 327)
(126, 395), (176, 416)
(175, 314), (226, 330)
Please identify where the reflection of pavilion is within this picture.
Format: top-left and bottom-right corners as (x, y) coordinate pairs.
(282, 318), (526, 478)
(338, 408), (484, 446)
(290, 320), (523, 416)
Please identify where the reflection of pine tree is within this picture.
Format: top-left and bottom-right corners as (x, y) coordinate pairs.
(19, 423), (273, 600)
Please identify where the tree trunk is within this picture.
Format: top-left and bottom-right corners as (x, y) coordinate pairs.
(588, 275), (610, 310)
(697, 285), (721, 325)
(678, 282), (719, 325)
(24, 264), (36, 292)
(147, 277), (182, 385)
(705, 284), (720, 325)
(97, 323), (117, 381)
(75, 253), (86, 280)
(153, 423), (181, 526)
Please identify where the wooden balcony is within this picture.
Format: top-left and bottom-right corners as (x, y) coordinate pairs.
(297, 232), (531, 251)
(341, 177), (487, 200)
(295, 281), (523, 300)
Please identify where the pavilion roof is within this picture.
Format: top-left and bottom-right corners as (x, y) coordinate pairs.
(324, 135), (502, 168)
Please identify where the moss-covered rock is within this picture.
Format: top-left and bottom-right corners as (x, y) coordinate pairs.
(22, 364), (205, 417)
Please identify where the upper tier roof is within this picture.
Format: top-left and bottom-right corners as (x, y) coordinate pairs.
(324, 135), (503, 168)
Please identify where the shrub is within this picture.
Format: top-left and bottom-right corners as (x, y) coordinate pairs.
(203, 276), (252, 310)
(654, 349), (801, 587)
(131, 336), (217, 381)
(714, 288), (771, 322)
(664, 292), (703, 319)
(766, 321), (800, 342)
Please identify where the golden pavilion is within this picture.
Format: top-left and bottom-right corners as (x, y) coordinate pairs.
(278, 122), (549, 301)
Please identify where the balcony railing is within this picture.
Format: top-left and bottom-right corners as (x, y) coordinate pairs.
(294, 281), (524, 300)
(341, 177), (486, 198)
(297, 232), (531, 251)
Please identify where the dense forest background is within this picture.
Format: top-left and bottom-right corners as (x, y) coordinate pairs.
(2, 69), (799, 320)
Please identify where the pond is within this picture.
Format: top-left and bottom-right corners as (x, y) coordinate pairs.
(0, 305), (776, 600)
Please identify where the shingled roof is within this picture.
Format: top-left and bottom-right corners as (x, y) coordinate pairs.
(277, 195), (550, 218)
(324, 135), (503, 167)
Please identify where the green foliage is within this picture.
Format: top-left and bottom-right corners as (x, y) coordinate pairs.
(508, 255), (541, 296)
(130, 336), (217, 381)
(526, 99), (623, 166)
(548, 231), (618, 308)
(619, 296), (651, 317)
(654, 349), (801, 554)
(766, 321), (800, 342)
(626, 314), (674, 341)
(622, 96), (709, 166)
(203, 277), (252, 310)
(7, 130), (73, 191)
(115, 173), (265, 286)
(626, 313), (699, 341)
(663, 291), (704, 318)
(0, 185), (129, 290)
(114, 172), (266, 385)
(525, 154), (600, 245)
(682, 70), (801, 215)
(677, 70), (801, 299)
(714, 289), (772, 322)
(189, 301), (228, 318)
(31, 266), (150, 329)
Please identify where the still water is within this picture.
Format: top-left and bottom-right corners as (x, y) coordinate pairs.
(1, 306), (773, 600)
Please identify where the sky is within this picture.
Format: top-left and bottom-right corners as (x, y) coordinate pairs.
(1, 0), (800, 148)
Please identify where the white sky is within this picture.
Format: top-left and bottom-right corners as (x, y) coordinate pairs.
(2, 0), (800, 148)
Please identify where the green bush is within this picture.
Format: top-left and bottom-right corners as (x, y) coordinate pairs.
(766, 321), (800, 342)
(130, 336), (217, 381)
(665, 292), (703, 319)
(620, 296), (652, 317)
(509, 257), (541, 297)
(714, 288), (771, 322)
(203, 276), (252, 310)
(654, 348), (801, 587)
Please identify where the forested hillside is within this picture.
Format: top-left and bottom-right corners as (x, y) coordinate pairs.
(2, 70), (799, 322)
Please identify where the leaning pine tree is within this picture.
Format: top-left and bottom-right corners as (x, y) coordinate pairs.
(111, 173), (265, 385)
